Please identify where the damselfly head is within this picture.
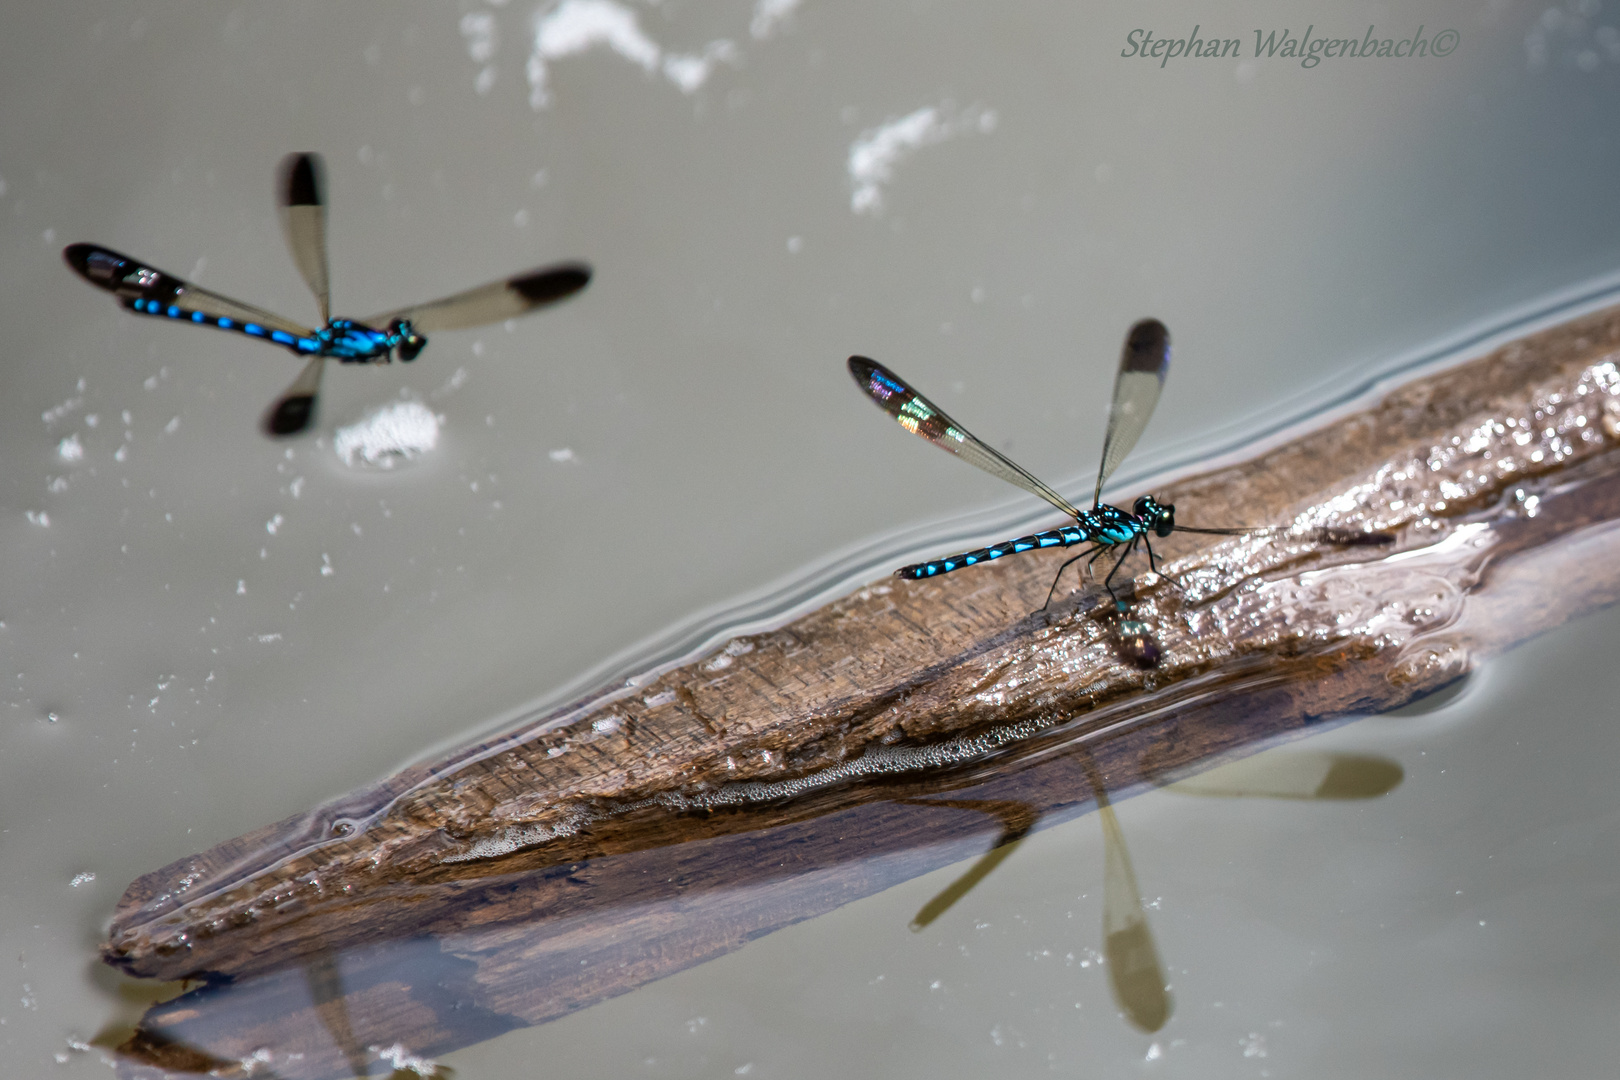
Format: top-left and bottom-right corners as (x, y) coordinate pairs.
(391, 319), (426, 362)
(1132, 494), (1176, 538)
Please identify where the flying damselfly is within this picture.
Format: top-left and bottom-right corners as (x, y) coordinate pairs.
(64, 153), (591, 436)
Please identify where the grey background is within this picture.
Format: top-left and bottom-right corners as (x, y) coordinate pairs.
(3, 0), (1619, 1075)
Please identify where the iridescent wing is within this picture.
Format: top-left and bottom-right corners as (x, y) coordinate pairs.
(848, 356), (1083, 519)
(278, 152), (330, 324)
(1094, 318), (1170, 505)
(364, 263), (591, 334)
(263, 356), (327, 437)
(63, 243), (314, 338)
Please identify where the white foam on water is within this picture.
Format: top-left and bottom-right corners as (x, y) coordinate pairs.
(333, 400), (442, 468)
(750, 0), (802, 40)
(848, 103), (997, 215)
(525, 0), (735, 107)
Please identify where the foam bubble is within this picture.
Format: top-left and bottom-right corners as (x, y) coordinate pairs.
(333, 400), (441, 468)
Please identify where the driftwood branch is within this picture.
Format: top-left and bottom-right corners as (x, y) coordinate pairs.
(108, 305), (1620, 1078)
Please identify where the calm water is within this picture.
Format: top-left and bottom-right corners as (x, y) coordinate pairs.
(3, 0), (1619, 1075)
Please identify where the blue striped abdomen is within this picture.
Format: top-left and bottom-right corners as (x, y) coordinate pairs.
(126, 297), (320, 354)
(897, 524), (1093, 580)
(894, 504), (1149, 581)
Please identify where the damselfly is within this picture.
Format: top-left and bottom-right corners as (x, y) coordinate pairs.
(849, 319), (1391, 605)
(64, 153), (591, 436)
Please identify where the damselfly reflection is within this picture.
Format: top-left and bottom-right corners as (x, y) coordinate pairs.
(909, 748), (1403, 1033)
(64, 153), (591, 436)
(849, 320), (1393, 605)
(906, 754), (1169, 1032)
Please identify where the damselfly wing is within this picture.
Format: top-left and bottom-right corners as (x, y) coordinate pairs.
(265, 152), (333, 435)
(1093, 318), (1170, 506)
(365, 263), (593, 335)
(278, 152), (330, 325)
(62, 244), (314, 339)
(847, 356), (1085, 520)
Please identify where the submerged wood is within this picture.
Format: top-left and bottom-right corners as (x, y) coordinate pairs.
(109, 307), (1620, 1077)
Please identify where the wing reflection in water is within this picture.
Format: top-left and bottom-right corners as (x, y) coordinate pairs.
(1164, 749), (1403, 800)
(1085, 753), (1173, 1034)
(903, 744), (1403, 1035)
(904, 799), (1039, 932)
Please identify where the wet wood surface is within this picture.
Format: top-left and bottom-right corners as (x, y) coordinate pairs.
(107, 305), (1620, 1078)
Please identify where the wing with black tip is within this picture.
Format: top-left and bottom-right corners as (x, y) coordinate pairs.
(277, 152), (330, 324)
(263, 356), (327, 437)
(848, 355), (1084, 520)
(1094, 318), (1170, 504)
(365, 262), (591, 334)
(63, 243), (313, 338)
